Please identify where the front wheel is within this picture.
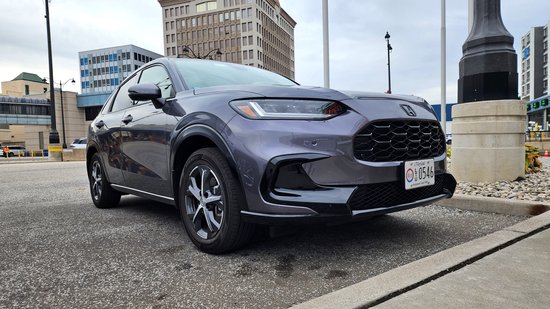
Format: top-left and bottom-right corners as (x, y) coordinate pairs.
(88, 153), (121, 208)
(179, 148), (254, 254)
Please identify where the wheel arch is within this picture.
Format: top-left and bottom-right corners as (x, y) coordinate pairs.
(171, 124), (239, 205)
(86, 142), (116, 185)
(86, 142), (99, 173)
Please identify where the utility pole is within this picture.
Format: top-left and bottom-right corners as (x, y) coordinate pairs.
(45, 0), (59, 144)
(322, 0), (330, 88)
(441, 0), (446, 134)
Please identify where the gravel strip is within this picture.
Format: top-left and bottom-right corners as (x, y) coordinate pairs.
(453, 158), (549, 202)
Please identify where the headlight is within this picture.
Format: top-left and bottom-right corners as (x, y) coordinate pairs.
(230, 99), (346, 120)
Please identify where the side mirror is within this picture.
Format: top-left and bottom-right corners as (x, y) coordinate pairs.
(128, 83), (165, 108)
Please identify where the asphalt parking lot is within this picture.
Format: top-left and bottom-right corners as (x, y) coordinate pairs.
(0, 161), (528, 308)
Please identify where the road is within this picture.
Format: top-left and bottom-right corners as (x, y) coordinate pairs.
(0, 162), (527, 308)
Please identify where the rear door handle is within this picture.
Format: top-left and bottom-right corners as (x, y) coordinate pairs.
(95, 120), (105, 128)
(122, 114), (133, 125)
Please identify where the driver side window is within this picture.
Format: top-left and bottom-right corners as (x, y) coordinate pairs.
(139, 65), (174, 99)
(110, 74), (140, 112)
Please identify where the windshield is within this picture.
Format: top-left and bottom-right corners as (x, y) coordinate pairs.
(174, 59), (297, 90)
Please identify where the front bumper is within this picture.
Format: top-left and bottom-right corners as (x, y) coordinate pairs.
(241, 152), (456, 224)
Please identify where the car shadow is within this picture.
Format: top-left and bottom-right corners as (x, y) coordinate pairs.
(112, 195), (433, 256)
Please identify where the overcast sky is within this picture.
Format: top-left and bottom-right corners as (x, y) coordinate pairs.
(0, 0), (549, 103)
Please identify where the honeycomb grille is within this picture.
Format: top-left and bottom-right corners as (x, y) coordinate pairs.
(354, 120), (445, 162)
(348, 174), (452, 211)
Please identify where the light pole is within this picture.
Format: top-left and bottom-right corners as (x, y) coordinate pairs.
(179, 45), (222, 59)
(44, 0), (58, 144)
(59, 78), (75, 148)
(385, 31), (393, 94)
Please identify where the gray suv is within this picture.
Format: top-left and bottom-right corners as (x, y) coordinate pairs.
(87, 58), (456, 253)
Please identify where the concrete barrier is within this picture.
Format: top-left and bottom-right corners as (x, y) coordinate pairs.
(62, 149), (86, 161)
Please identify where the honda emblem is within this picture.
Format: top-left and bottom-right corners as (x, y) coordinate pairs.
(400, 104), (416, 117)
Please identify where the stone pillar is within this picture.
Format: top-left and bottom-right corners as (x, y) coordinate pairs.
(452, 100), (525, 182)
(453, 0), (524, 183)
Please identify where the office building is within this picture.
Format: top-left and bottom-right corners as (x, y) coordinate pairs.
(1, 73), (85, 150)
(521, 22), (549, 101)
(1, 72), (49, 97)
(158, 0), (296, 79)
(77, 45), (163, 119)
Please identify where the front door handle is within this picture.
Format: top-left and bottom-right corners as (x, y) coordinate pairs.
(122, 114), (133, 125)
(95, 120), (105, 128)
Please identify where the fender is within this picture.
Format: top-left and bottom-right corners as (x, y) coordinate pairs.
(170, 123), (238, 177)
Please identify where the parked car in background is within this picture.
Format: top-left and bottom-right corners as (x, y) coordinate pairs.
(86, 58), (456, 254)
(2, 145), (26, 157)
(70, 137), (87, 149)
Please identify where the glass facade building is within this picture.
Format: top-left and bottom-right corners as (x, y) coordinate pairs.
(77, 45), (163, 119)
(78, 45), (163, 95)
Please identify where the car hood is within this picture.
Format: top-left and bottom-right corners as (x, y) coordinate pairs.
(340, 90), (438, 121)
(193, 85), (352, 101)
(192, 85), (437, 121)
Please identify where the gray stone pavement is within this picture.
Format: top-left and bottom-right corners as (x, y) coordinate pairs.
(293, 211), (550, 308)
(3, 156), (549, 308)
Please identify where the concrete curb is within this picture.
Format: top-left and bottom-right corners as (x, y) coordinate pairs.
(291, 211), (550, 309)
(0, 158), (52, 165)
(436, 194), (550, 216)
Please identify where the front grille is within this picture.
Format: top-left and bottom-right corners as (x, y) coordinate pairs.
(354, 120), (445, 162)
(348, 174), (454, 211)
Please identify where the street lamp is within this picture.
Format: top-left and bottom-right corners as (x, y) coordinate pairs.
(59, 78), (76, 148)
(179, 45), (223, 59)
(385, 31), (393, 94)
(44, 0), (58, 144)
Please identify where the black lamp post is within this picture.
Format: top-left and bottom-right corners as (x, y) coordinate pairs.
(385, 31), (393, 94)
(179, 45), (223, 59)
(59, 78), (75, 148)
(44, 0), (58, 144)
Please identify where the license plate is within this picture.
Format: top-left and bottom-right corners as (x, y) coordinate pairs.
(404, 159), (435, 190)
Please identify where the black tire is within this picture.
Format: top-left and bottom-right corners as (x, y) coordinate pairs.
(179, 148), (254, 254)
(88, 153), (121, 208)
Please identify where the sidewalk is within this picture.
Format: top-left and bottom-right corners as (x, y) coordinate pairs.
(0, 156), (51, 164)
(293, 211), (550, 308)
(375, 226), (550, 308)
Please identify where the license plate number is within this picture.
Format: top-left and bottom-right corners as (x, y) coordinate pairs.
(404, 159), (435, 190)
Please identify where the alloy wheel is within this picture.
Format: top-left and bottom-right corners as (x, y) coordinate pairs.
(91, 160), (103, 201)
(184, 165), (225, 240)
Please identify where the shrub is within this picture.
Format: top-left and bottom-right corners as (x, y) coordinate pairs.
(525, 144), (543, 173)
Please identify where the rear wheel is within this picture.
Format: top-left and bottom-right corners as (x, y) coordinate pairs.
(179, 148), (254, 254)
(88, 153), (121, 208)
